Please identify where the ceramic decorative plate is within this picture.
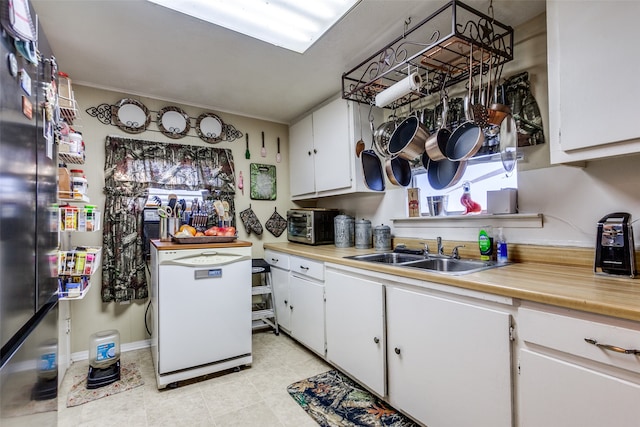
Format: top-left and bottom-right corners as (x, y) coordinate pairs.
(250, 163), (277, 200)
(195, 113), (224, 143)
(112, 98), (151, 134)
(157, 106), (191, 139)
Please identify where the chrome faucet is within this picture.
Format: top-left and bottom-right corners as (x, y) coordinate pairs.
(435, 236), (465, 259)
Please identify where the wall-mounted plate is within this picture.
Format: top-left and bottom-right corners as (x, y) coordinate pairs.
(157, 106), (191, 139)
(112, 98), (151, 134)
(196, 113), (223, 144)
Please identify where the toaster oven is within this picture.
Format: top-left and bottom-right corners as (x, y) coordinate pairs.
(287, 208), (339, 245)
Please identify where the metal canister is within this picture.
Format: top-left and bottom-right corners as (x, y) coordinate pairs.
(373, 224), (391, 252)
(355, 218), (372, 249)
(334, 214), (355, 248)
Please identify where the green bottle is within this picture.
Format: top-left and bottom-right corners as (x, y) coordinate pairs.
(478, 226), (494, 261)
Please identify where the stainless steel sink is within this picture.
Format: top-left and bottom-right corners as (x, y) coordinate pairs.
(345, 252), (427, 264)
(402, 258), (500, 275)
(344, 253), (505, 275)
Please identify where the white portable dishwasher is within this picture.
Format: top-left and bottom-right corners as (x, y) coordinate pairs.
(150, 240), (252, 388)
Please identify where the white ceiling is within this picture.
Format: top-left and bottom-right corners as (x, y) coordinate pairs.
(31, 0), (545, 124)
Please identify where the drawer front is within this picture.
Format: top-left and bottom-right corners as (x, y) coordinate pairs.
(290, 255), (324, 281)
(519, 306), (640, 375)
(264, 250), (290, 270)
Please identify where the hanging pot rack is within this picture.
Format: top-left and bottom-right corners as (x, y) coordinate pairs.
(342, 0), (514, 109)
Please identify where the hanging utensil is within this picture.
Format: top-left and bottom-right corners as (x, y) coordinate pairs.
(238, 170), (244, 195)
(471, 48), (489, 128)
(261, 131), (266, 157)
(355, 103), (365, 157)
(245, 133), (250, 159)
(276, 137), (282, 163)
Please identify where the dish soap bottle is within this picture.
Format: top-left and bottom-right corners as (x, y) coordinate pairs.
(478, 226), (494, 261)
(496, 227), (508, 264)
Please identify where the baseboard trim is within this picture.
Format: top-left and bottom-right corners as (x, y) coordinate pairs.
(71, 339), (151, 362)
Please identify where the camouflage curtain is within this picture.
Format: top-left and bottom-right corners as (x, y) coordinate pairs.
(101, 135), (236, 302)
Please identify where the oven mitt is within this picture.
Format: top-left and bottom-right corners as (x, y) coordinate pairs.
(265, 208), (287, 237)
(239, 206), (263, 235)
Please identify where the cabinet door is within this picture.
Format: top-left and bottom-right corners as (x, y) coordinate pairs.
(386, 286), (512, 427)
(519, 349), (640, 426)
(289, 274), (325, 356)
(271, 266), (291, 332)
(289, 114), (315, 197)
(548, 1), (640, 162)
(325, 269), (385, 396)
(312, 98), (352, 193)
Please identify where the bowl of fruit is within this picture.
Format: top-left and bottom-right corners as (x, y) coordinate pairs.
(172, 224), (237, 243)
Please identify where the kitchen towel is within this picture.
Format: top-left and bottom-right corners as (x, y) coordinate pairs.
(239, 205), (263, 235)
(265, 208), (287, 237)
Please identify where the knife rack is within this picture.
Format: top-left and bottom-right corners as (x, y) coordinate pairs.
(342, 0), (514, 109)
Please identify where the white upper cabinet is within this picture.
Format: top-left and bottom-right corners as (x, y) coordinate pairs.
(289, 98), (382, 199)
(547, 1), (640, 163)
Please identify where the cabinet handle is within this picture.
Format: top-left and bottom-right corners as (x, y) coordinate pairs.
(373, 337), (380, 344)
(584, 338), (640, 355)
(300, 266), (309, 271)
(394, 347), (401, 355)
(284, 299), (288, 305)
(307, 151), (312, 156)
(290, 305), (293, 310)
(313, 149), (317, 154)
(271, 258), (278, 263)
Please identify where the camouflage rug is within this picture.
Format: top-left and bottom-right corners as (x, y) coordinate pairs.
(287, 370), (418, 427)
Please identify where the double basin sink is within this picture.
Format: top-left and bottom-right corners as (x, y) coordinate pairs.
(344, 252), (504, 275)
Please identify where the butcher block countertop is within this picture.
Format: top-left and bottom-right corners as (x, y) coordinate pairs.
(263, 241), (640, 323)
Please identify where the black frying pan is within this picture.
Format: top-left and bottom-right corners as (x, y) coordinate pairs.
(422, 152), (467, 190)
(361, 119), (385, 191)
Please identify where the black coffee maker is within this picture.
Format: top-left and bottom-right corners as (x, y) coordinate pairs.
(594, 212), (636, 278)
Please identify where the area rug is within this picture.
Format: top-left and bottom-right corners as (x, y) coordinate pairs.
(287, 370), (419, 427)
(66, 362), (144, 407)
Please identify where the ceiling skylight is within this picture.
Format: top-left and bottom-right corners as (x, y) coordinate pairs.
(147, 0), (361, 53)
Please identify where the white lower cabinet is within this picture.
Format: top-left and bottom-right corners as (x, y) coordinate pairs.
(289, 255), (326, 356)
(386, 285), (513, 427)
(265, 250), (291, 332)
(517, 305), (640, 426)
(289, 273), (325, 356)
(325, 268), (385, 396)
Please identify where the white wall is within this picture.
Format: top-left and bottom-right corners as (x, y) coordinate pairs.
(317, 12), (640, 248)
(66, 85), (292, 352)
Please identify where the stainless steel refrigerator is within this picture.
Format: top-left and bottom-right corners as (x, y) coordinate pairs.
(1, 1), (59, 424)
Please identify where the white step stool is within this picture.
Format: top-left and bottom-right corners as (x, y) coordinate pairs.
(251, 259), (279, 335)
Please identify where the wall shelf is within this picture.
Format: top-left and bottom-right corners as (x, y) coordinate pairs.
(392, 213), (542, 229)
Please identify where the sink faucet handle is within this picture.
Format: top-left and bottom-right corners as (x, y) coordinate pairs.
(451, 245), (465, 259)
(423, 242), (430, 255)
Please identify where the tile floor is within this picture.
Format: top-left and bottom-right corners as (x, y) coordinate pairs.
(58, 330), (332, 426)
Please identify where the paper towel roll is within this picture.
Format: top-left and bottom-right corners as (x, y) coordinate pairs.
(375, 72), (423, 108)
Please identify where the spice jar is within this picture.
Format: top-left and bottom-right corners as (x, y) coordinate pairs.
(373, 224), (391, 252)
(355, 218), (372, 249)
